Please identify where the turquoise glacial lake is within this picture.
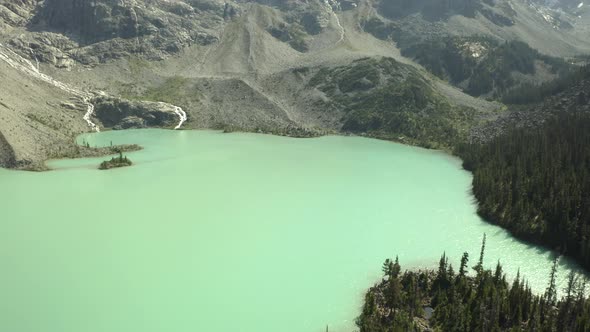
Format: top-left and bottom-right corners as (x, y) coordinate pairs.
(0, 129), (585, 332)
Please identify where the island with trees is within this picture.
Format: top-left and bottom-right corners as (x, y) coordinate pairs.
(99, 151), (133, 170)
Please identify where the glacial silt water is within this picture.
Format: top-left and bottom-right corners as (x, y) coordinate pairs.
(0, 129), (585, 332)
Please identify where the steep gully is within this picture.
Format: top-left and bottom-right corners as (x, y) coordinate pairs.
(0, 43), (187, 131)
(325, 0), (345, 44)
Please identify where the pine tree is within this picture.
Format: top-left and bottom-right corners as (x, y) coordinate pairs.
(545, 257), (559, 306)
(459, 252), (469, 277)
(392, 256), (401, 278)
(360, 250), (590, 332)
(474, 234), (486, 277)
(382, 258), (393, 277)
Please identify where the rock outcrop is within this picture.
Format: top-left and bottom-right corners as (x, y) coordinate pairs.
(470, 76), (590, 143)
(0, 0), (37, 28)
(16, 0), (222, 65)
(93, 97), (181, 129)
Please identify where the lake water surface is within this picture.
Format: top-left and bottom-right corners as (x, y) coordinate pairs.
(0, 129), (585, 332)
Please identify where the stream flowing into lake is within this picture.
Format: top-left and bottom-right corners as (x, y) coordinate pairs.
(0, 129), (586, 332)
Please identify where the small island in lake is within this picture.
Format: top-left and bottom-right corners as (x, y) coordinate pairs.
(99, 151), (133, 170)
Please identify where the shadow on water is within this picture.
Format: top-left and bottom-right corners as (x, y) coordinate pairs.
(457, 163), (590, 290)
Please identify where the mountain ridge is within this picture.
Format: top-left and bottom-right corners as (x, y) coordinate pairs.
(0, 0), (588, 168)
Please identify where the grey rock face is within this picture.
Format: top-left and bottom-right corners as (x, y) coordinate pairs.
(36, 0), (221, 43)
(93, 97), (179, 129)
(114, 116), (147, 130)
(36, 0), (139, 44)
(0, 0), (36, 27)
(2, 0), (222, 65)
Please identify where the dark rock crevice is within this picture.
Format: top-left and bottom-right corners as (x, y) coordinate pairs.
(0, 130), (16, 168)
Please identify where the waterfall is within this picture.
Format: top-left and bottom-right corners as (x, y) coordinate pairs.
(323, 0), (345, 44)
(0, 43), (188, 131)
(0, 43), (100, 132)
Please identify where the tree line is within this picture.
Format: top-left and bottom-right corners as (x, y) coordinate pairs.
(456, 112), (590, 270)
(502, 65), (590, 105)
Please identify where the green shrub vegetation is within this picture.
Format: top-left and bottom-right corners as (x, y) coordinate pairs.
(376, 0), (483, 20)
(362, 18), (574, 101)
(141, 76), (190, 104)
(465, 41), (571, 97)
(402, 36), (489, 84)
(358, 237), (590, 331)
(267, 22), (309, 52)
(502, 65), (590, 105)
(457, 112), (590, 270)
(119, 75), (196, 110)
(400, 37), (572, 99)
(307, 57), (476, 149)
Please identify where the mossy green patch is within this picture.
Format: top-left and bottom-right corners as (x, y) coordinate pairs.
(120, 76), (201, 109)
(127, 57), (153, 77)
(307, 57), (477, 149)
(142, 77), (191, 104)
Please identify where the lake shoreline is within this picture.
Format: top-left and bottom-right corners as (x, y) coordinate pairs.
(1, 129), (586, 332)
(36, 143), (143, 172)
(9, 127), (581, 282)
(6, 127), (453, 172)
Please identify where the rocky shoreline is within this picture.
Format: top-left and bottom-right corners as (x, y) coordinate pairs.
(25, 143), (142, 172)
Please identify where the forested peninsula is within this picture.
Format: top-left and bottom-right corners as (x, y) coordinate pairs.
(356, 67), (590, 331)
(452, 67), (590, 271)
(458, 112), (590, 269)
(357, 238), (590, 331)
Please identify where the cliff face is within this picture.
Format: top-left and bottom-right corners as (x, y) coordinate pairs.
(11, 0), (222, 64)
(93, 97), (181, 129)
(0, 0), (37, 28)
(37, 0), (140, 44)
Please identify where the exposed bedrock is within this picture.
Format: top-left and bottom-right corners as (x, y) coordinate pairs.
(93, 97), (181, 129)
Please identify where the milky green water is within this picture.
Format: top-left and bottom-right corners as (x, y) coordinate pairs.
(0, 129), (586, 332)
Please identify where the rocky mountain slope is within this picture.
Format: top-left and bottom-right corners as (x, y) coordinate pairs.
(0, 0), (588, 169)
(0, 52), (86, 169)
(469, 65), (590, 143)
(363, 0), (590, 98)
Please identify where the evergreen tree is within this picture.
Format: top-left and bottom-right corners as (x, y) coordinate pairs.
(382, 258), (393, 277)
(392, 256), (401, 278)
(474, 234), (486, 277)
(459, 252), (469, 277)
(457, 112), (590, 271)
(545, 257), (559, 306)
(359, 250), (590, 332)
